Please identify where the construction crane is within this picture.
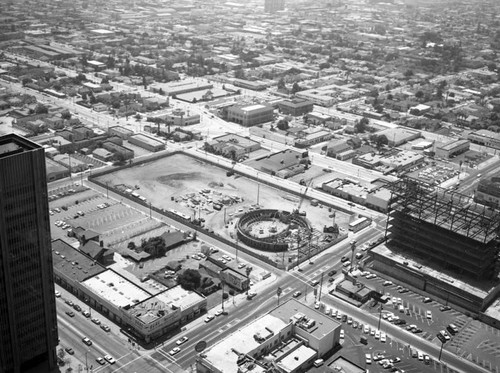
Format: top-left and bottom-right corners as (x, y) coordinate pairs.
(293, 179), (313, 216)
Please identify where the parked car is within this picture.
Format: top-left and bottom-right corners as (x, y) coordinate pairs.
(96, 357), (105, 365)
(104, 355), (116, 364)
(169, 347), (181, 356)
(65, 347), (74, 355)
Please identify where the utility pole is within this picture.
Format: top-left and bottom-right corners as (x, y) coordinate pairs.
(221, 281), (225, 313)
(378, 304), (383, 331)
(439, 339), (445, 361)
(318, 272), (324, 302)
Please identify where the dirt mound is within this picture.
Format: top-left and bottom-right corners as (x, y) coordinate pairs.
(157, 172), (202, 188)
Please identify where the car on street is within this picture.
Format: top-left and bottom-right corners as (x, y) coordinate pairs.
(169, 347), (181, 356)
(65, 311), (75, 317)
(65, 300), (74, 307)
(91, 318), (101, 325)
(65, 347), (74, 355)
(73, 304), (81, 312)
(310, 280), (320, 286)
(82, 310), (90, 318)
(340, 256), (349, 262)
(328, 277), (335, 283)
(96, 357), (105, 365)
(100, 324), (110, 332)
(204, 315), (215, 323)
(176, 336), (189, 346)
(82, 337), (92, 346)
(214, 309), (224, 317)
(293, 291), (302, 298)
(104, 355), (116, 364)
(328, 270), (337, 276)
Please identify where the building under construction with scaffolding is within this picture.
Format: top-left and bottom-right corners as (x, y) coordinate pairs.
(385, 178), (500, 280)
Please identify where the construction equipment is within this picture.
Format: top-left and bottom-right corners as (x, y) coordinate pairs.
(293, 179), (313, 216)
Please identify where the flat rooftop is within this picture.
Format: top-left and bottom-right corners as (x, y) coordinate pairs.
(130, 134), (165, 146)
(270, 298), (341, 340)
(203, 313), (288, 372)
(52, 239), (106, 282)
(82, 269), (152, 308)
(0, 133), (39, 158)
(242, 104), (266, 111)
(373, 244), (498, 298)
(129, 285), (204, 325)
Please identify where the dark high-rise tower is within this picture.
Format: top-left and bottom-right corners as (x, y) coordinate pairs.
(265, 0), (285, 13)
(0, 134), (58, 373)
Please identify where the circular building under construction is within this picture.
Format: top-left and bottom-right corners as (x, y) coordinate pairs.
(236, 209), (312, 252)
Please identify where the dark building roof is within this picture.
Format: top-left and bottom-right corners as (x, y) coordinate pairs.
(52, 239), (106, 282)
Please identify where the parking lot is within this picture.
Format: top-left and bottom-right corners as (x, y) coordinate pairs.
(356, 272), (500, 372)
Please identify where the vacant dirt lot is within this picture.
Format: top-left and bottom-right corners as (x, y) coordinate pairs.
(95, 154), (351, 249)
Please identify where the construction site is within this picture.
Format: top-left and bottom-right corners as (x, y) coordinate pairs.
(371, 177), (500, 313)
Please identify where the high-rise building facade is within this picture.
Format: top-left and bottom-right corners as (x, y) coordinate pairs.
(0, 134), (58, 373)
(264, 0), (285, 13)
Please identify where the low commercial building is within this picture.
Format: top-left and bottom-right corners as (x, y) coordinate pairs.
(226, 104), (274, 127)
(45, 157), (70, 181)
(196, 298), (341, 373)
(353, 150), (425, 174)
(129, 134), (165, 152)
(102, 141), (134, 160)
(474, 177), (500, 208)
(377, 127), (421, 147)
(208, 133), (261, 159)
(468, 129), (500, 150)
(149, 81), (213, 96)
(256, 149), (308, 179)
(108, 126), (134, 140)
(52, 239), (207, 342)
(232, 78), (268, 91)
(294, 128), (334, 148)
(92, 148), (113, 162)
(435, 139), (470, 159)
(278, 98), (314, 116)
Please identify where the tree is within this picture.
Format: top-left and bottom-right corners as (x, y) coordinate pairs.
(34, 104), (48, 114)
(354, 117), (369, 133)
(277, 77), (286, 90)
(127, 241), (136, 250)
(61, 110), (72, 120)
(140, 236), (167, 258)
(277, 119), (289, 130)
(291, 82), (301, 94)
(415, 90), (424, 100)
(375, 134), (389, 150)
(177, 269), (201, 290)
